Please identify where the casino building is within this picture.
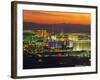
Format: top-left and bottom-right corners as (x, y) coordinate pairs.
(68, 33), (90, 51)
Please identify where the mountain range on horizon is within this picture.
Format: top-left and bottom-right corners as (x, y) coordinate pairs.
(23, 22), (90, 33)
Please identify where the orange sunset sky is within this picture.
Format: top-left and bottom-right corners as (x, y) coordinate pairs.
(23, 10), (91, 25)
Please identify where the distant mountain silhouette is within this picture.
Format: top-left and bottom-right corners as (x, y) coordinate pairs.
(23, 22), (90, 33)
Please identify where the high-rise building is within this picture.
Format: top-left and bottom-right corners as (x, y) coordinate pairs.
(68, 33), (90, 51)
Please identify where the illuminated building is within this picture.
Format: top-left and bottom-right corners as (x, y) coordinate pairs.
(23, 29), (91, 53)
(68, 33), (90, 51)
(58, 32), (66, 41)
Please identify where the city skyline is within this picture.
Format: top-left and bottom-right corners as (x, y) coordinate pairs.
(23, 10), (91, 69)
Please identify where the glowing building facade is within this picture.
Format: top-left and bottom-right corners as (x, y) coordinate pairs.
(68, 33), (90, 51)
(23, 30), (91, 52)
